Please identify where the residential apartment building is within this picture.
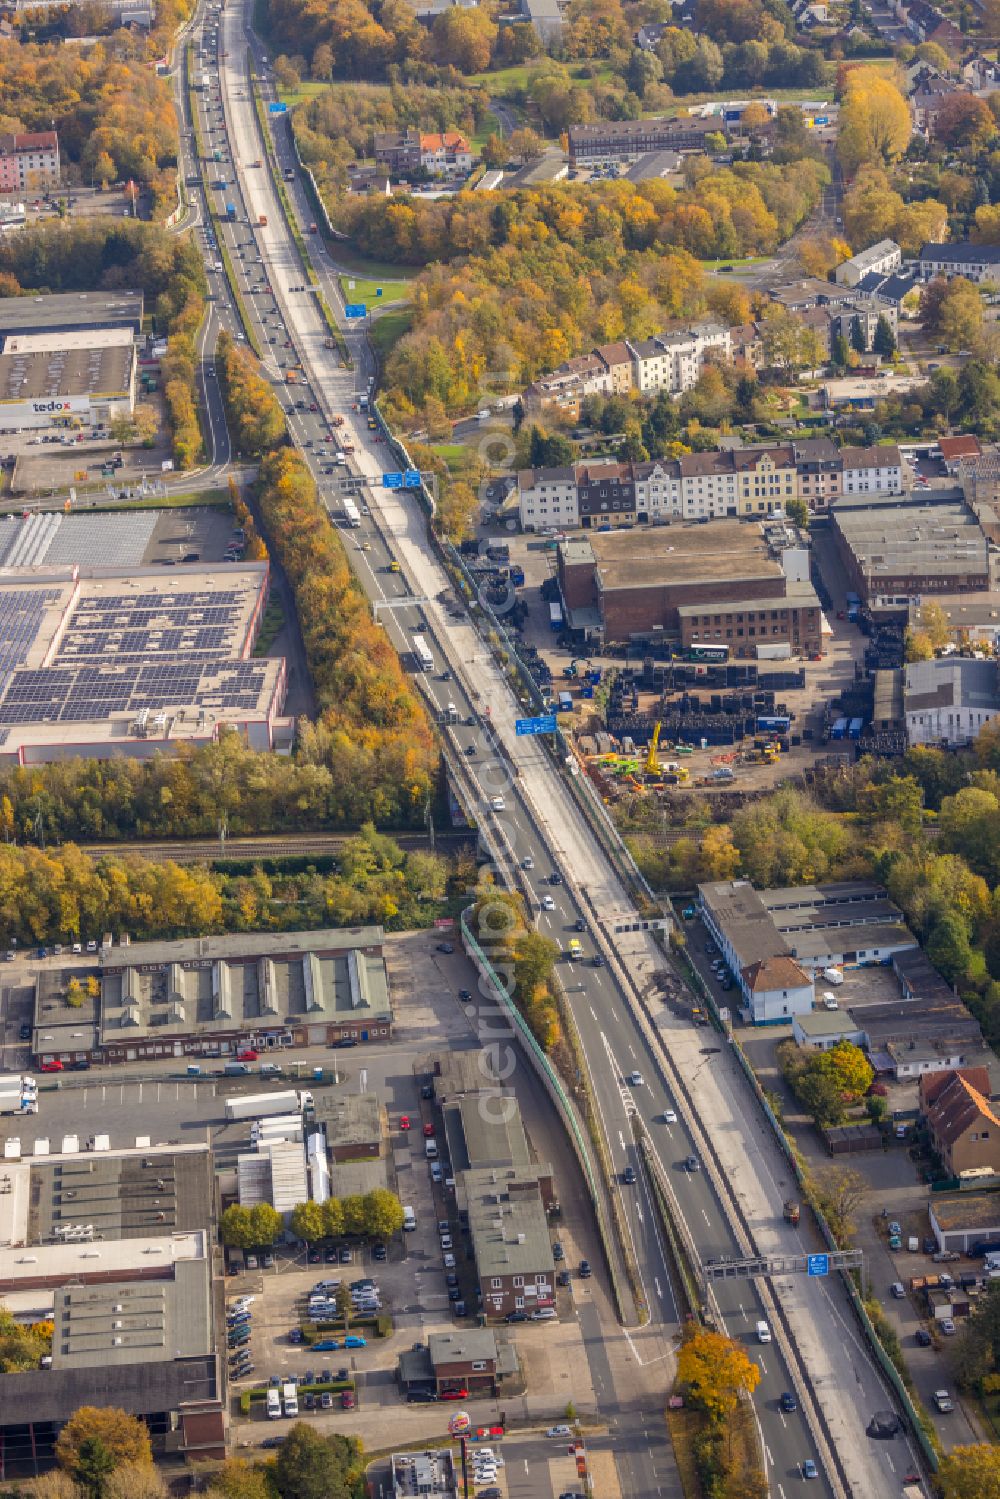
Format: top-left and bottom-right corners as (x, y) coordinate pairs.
(418, 132), (472, 176)
(372, 130), (422, 175)
(840, 445), (903, 496)
(515, 465), (578, 531)
(918, 242), (1000, 284)
(0, 130), (60, 194)
(522, 354), (611, 419)
(577, 461), (636, 527)
(792, 437), (843, 509)
(828, 296), (899, 351)
(733, 445), (797, 516)
(835, 238), (902, 288)
(596, 340), (634, 394)
(628, 324), (731, 396)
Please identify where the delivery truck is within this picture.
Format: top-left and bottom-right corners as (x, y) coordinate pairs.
(225, 1089), (313, 1122)
(0, 1073), (38, 1115)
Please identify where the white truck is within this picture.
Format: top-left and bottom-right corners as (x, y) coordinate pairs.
(0, 1074), (38, 1116)
(224, 1089), (312, 1122)
(282, 1381), (298, 1418)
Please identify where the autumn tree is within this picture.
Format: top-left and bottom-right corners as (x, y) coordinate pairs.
(248, 1202), (283, 1246)
(291, 1200), (326, 1244)
(815, 1041), (874, 1102)
(220, 1204), (255, 1248)
(272, 1426), (363, 1499)
(921, 276), (983, 352)
(55, 1410), (152, 1480)
(431, 7), (496, 72)
(102, 1466), (167, 1499)
(939, 1444), (1000, 1499)
(205, 1461), (272, 1499)
(934, 94), (998, 151)
(811, 1164), (867, 1244)
(838, 74), (912, 175)
(676, 1325), (761, 1420)
(363, 1188), (405, 1240)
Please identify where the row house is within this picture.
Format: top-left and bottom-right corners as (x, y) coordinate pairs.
(518, 442), (903, 529)
(522, 354), (611, 420)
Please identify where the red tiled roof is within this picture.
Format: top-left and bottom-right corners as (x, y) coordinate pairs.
(926, 1073), (1000, 1148)
(741, 956), (811, 992)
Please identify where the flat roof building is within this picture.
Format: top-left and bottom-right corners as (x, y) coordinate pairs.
(832, 492), (991, 604)
(314, 1091), (384, 1160)
(904, 657), (1000, 747)
(0, 1142), (222, 1476)
(464, 1165), (555, 1321)
(699, 878), (921, 1024)
(0, 291), (143, 341)
(0, 331), (136, 429)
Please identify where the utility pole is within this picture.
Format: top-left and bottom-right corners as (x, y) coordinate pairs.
(219, 817), (228, 858)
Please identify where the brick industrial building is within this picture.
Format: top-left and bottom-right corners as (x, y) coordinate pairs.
(556, 522), (823, 653)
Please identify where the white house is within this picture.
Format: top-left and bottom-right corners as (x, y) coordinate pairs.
(918, 242), (1000, 284)
(840, 445), (904, 496)
(517, 466), (579, 531)
(904, 657), (1000, 747)
(741, 956), (815, 1025)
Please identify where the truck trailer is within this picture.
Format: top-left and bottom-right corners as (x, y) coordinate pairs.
(0, 1074), (38, 1115)
(225, 1089), (313, 1122)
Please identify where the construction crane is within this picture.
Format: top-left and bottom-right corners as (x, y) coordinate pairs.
(645, 721), (662, 777)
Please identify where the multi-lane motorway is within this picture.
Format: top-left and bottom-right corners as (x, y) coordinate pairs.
(182, 9), (921, 1495)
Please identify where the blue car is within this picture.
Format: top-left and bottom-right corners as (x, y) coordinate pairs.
(344, 1336), (366, 1349)
(802, 1460), (818, 1480)
(312, 1339), (341, 1351)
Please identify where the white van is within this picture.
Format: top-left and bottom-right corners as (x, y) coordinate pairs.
(266, 1388), (281, 1419)
(756, 1320), (772, 1343)
(821, 991), (839, 1011)
(821, 967), (844, 985)
(282, 1382), (298, 1418)
(425, 1138), (439, 1159)
(402, 1206), (416, 1232)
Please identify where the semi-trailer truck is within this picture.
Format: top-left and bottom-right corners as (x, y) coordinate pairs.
(225, 1090), (313, 1122)
(0, 1074), (38, 1115)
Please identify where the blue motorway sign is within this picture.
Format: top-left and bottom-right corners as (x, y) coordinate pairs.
(403, 470), (422, 488)
(807, 1253), (829, 1278)
(516, 715), (558, 737)
(268, 102), (288, 114)
(382, 472), (403, 489)
(376, 287), (383, 297)
(344, 303), (367, 319)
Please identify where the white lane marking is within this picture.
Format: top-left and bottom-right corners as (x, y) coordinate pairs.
(654, 1277), (662, 1299)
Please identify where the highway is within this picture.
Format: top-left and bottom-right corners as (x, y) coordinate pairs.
(195, 9), (919, 1494)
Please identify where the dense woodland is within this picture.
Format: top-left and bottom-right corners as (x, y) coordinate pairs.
(0, 39), (177, 203)
(0, 826), (458, 946)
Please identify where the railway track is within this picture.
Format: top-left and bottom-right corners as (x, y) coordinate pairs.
(79, 829), (474, 864)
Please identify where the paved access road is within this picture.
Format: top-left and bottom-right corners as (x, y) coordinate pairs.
(206, 11), (924, 1494)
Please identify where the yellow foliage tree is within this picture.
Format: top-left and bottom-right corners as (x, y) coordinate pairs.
(55, 1407), (152, 1475)
(837, 75), (912, 175)
(676, 1325), (761, 1420)
(939, 1444), (1000, 1499)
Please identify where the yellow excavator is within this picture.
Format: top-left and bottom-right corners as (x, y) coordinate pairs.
(645, 721), (662, 777)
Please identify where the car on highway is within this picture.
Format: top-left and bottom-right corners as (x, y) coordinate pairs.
(779, 1391), (797, 1413)
(522, 856), (534, 870)
(628, 1071), (644, 1087)
(801, 1460), (818, 1480)
(541, 896), (556, 911)
(662, 1109), (677, 1124)
(622, 1166), (636, 1184)
(490, 796), (506, 812)
(685, 1155), (701, 1172)
(579, 1260), (592, 1278)
(436, 942), (454, 954)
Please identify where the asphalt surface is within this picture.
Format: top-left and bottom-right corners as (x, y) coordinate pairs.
(194, 9), (919, 1494)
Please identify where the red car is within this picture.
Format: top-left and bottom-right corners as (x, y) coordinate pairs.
(399, 1115), (411, 1131)
(40, 1060), (63, 1072)
(423, 1123), (435, 1138)
(440, 1388), (468, 1400)
(340, 1390), (355, 1409)
(236, 1049), (258, 1061)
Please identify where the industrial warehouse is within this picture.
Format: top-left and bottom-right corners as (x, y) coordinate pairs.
(0, 561), (289, 762)
(0, 329), (137, 431)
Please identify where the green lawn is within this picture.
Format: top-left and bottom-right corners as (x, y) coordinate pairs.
(430, 443), (468, 472)
(339, 275), (410, 306)
(369, 307), (414, 360)
(471, 111), (499, 149)
(465, 58), (614, 98)
(277, 80), (328, 107)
